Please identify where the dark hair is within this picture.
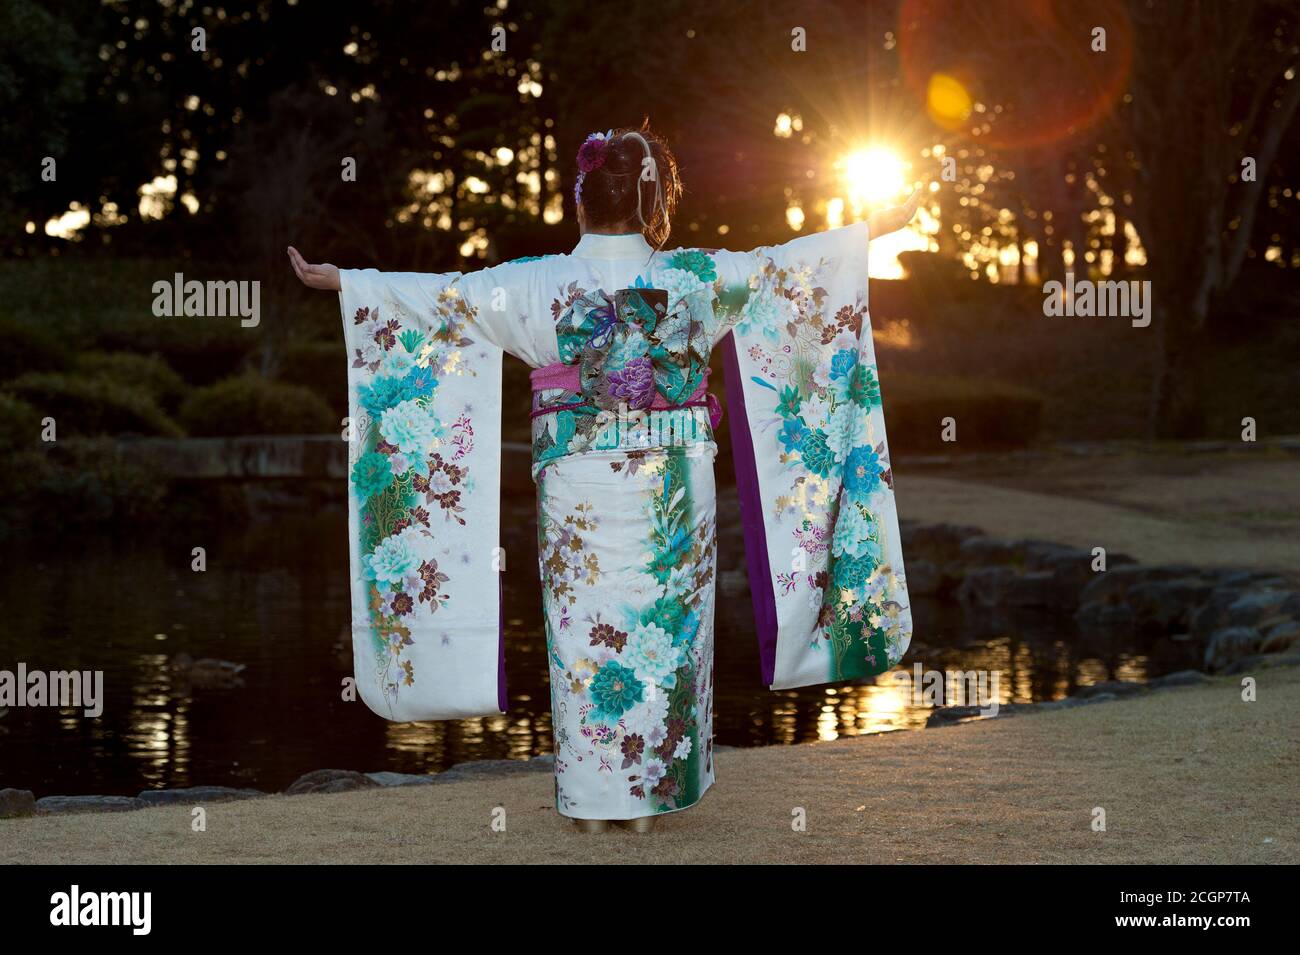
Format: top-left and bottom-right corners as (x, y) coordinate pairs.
(578, 120), (683, 248)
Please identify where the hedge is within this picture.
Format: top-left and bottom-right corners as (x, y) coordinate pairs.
(178, 375), (335, 436)
(277, 340), (347, 416)
(76, 350), (188, 409)
(0, 393), (42, 451)
(91, 314), (256, 385)
(0, 316), (70, 381)
(3, 372), (183, 438)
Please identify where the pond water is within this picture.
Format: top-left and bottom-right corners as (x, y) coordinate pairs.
(0, 508), (1201, 797)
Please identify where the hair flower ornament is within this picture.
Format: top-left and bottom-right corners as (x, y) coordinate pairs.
(577, 130), (612, 172)
(574, 129), (614, 204)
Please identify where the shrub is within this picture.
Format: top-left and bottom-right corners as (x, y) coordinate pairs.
(278, 340), (347, 416)
(178, 375), (335, 436)
(897, 250), (973, 294)
(0, 447), (53, 541)
(881, 372), (1043, 453)
(76, 350), (188, 408)
(3, 372), (183, 437)
(27, 438), (165, 530)
(92, 314), (256, 385)
(0, 393), (42, 451)
(0, 316), (70, 381)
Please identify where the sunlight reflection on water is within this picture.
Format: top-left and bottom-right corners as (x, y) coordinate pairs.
(0, 516), (1195, 796)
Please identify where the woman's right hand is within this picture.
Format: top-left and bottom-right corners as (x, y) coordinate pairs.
(286, 246), (341, 291)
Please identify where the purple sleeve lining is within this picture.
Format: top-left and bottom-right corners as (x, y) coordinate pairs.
(721, 332), (778, 686)
(497, 566), (508, 713)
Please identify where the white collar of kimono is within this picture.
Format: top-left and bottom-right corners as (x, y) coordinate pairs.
(572, 231), (654, 260)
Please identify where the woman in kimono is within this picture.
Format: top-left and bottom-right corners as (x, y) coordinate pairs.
(288, 123), (919, 832)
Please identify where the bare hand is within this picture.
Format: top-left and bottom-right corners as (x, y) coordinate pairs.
(286, 246), (341, 291)
(869, 188), (923, 238)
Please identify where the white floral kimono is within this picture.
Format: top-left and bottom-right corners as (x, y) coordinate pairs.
(339, 223), (911, 820)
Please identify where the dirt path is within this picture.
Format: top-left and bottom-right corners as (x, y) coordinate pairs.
(4, 667), (1295, 864)
(898, 448), (1300, 573)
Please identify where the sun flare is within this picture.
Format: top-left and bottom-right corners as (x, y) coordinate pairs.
(832, 145), (922, 279)
(841, 147), (908, 206)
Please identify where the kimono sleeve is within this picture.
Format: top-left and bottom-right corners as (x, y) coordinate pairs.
(445, 259), (560, 367)
(339, 268), (505, 721)
(718, 222), (913, 689)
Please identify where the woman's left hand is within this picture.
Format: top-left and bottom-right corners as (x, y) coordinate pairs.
(869, 189), (923, 238)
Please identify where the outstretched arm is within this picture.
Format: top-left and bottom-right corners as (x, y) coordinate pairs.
(288, 244), (558, 366)
(867, 189), (922, 239)
(286, 246), (341, 291)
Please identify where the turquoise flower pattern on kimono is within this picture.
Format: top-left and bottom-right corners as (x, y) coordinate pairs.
(652, 251), (722, 386)
(740, 257), (909, 681)
(540, 452), (716, 814)
(365, 526), (424, 583)
(736, 290), (786, 343)
(379, 399), (444, 462)
(352, 451), (395, 500)
(588, 661), (644, 720)
(347, 287), (481, 709)
(625, 621), (683, 688)
(831, 501), (881, 560)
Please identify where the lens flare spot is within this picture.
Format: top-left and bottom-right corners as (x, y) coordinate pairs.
(927, 73), (972, 128)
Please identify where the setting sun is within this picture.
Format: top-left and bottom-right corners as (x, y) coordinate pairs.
(841, 147), (908, 206)
(833, 145), (925, 279)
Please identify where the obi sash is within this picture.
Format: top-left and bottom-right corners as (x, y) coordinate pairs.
(529, 361), (723, 428)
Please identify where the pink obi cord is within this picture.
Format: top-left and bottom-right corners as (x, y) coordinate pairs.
(529, 362), (723, 428)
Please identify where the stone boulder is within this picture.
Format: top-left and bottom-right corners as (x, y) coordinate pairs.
(1224, 590), (1293, 630)
(1221, 652), (1300, 676)
(284, 769), (380, 796)
(899, 522), (983, 568)
(364, 772), (436, 788)
(137, 786), (265, 806)
(36, 795), (144, 814)
(1260, 620), (1300, 654)
(956, 566), (1016, 608)
(1217, 569), (1291, 589)
(1190, 586), (1253, 640)
(1147, 669), (1208, 689)
(905, 559), (942, 597)
(1005, 570), (1062, 608)
(1074, 600), (1136, 633)
(1078, 563), (1194, 608)
(925, 704), (986, 726)
(1190, 587), (1295, 642)
(957, 536), (1026, 567)
(1022, 542), (1103, 609)
(1126, 577), (1217, 634)
(0, 789), (36, 819)
(1074, 680), (1145, 699)
(1021, 540), (1088, 566)
(1203, 626), (1263, 672)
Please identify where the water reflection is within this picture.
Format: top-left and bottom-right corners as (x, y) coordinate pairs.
(0, 515), (1200, 796)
